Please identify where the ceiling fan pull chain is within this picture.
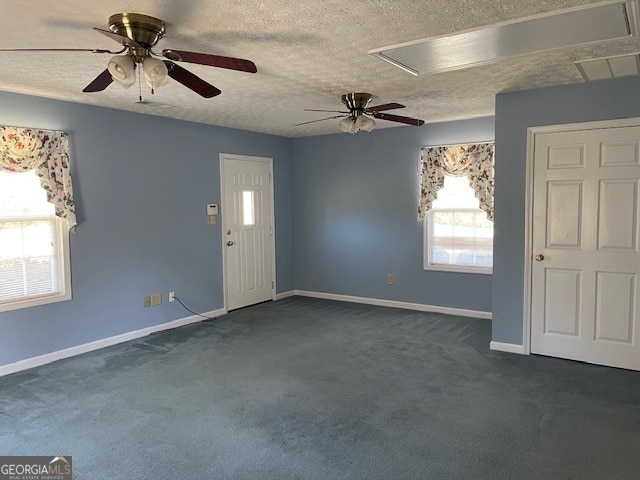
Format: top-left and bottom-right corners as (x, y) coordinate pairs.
(138, 66), (143, 103)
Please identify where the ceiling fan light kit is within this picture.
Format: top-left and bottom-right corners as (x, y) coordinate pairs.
(339, 115), (376, 134)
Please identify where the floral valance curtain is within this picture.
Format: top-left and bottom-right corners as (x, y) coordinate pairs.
(417, 142), (495, 221)
(0, 126), (76, 229)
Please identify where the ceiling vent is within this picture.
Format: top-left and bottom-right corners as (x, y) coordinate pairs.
(369, 0), (640, 75)
(575, 52), (640, 80)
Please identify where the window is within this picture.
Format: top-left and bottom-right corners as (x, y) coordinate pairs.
(424, 175), (493, 274)
(418, 142), (494, 274)
(0, 170), (71, 311)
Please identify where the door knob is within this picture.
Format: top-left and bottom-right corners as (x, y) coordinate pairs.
(535, 254), (545, 261)
(227, 240), (234, 246)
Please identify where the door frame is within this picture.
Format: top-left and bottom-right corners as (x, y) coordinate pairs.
(219, 153), (276, 313)
(523, 116), (640, 355)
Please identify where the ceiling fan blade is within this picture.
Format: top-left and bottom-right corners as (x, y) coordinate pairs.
(294, 115), (346, 126)
(303, 109), (349, 113)
(366, 102), (405, 113)
(371, 112), (425, 126)
(0, 48), (116, 53)
(93, 27), (144, 49)
(162, 49), (257, 73)
(82, 69), (113, 92)
(164, 61), (222, 98)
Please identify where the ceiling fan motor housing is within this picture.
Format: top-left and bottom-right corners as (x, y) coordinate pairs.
(341, 93), (373, 115)
(108, 13), (166, 49)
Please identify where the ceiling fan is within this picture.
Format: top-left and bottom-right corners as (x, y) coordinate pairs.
(0, 12), (257, 100)
(295, 93), (425, 134)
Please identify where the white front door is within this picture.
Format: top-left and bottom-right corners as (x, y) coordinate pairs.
(221, 154), (275, 311)
(530, 124), (640, 370)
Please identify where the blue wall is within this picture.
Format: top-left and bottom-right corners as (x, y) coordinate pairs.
(4, 75), (640, 367)
(493, 75), (640, 345)
(1, 97), (494, 368)
(292, 117), (495, 312)
(0, 91), (294, 366)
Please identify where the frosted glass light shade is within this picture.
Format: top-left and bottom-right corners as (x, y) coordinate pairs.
(355, 115), (376, 132)
(143, 57), (169, 89)
(107, 55), (135, 88)
(364, 116), (376, 132)
(339, 117), (354, 133)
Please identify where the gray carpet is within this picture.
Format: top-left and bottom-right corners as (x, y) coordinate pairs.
(1, 296), (639, 479)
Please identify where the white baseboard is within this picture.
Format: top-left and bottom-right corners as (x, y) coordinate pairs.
(294, 290), (492, 319)
(0, 308), (226, 377)
(275, 290), (295, 300)
(490, 341), (526, 355)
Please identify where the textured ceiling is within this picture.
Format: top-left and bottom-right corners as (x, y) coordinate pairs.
(1, 0), (639, 138)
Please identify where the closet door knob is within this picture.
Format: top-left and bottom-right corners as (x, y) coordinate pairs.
(535, 254), (544, 261)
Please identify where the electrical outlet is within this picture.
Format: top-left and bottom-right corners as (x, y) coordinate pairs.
(150, 293), (162, 306)
(169, 291), (175, 303)
(387, 274), (395, 285)
(207, 215), (216, 225)
(143, 296), (151, 307)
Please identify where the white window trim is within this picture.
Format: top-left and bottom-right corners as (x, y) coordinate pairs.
(423, 208), (493, 275)
(0, 217), (72, 312)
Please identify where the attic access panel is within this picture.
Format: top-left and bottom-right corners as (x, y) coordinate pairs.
(369, 0), (640, 75)
(575, 52), (640, 80)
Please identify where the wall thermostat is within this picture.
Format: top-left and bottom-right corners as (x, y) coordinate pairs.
(206, 204), (218, 215)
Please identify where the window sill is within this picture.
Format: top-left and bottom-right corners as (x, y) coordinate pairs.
(0, 292), (72, 313)
(424, 264), (492, 275)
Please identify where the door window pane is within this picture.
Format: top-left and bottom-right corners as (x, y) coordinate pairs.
(242, 190), (255, 226)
